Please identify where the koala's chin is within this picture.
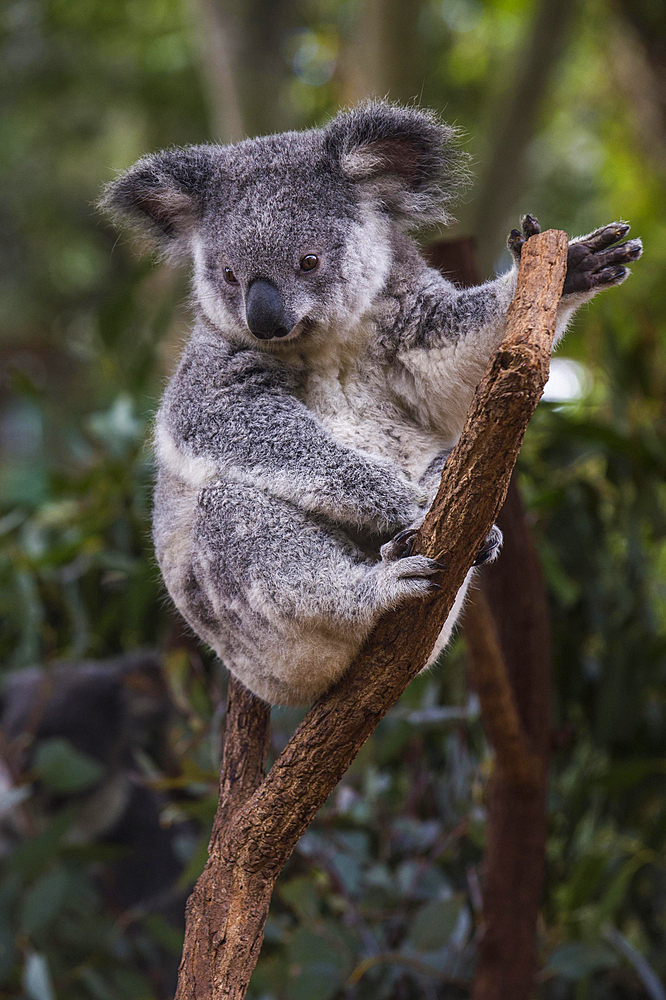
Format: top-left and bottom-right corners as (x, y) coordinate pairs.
(101, 100), (641, 705)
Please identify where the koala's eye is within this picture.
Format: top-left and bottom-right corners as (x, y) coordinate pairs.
(300, 254), (319, 272)
(223, 267), (239, 285)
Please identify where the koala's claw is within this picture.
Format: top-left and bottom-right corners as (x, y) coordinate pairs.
(507, 214), (541, 262)
(522, 213), (541, 238)
(597, 265), (629, 285)
(380, 526), (450, 574)
(381, 526), (419, 561)
(473, 525), (503, 567)
(563, 226), (642, 296)
(397, 555), (444, 579)
(574, 221), (630, 252)
(394, 526), (418, 549)
(507, 229), (524, 258)
(593, 240), (642, 270)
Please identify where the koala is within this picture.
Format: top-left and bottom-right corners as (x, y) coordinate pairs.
(101, 102), (642, 706)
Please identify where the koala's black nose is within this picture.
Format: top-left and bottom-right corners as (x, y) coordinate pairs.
(245, 279), (290, 340)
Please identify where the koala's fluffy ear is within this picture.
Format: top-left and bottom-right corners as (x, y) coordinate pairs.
(324, 102), (468, 228)
(99, 146), (218, 256)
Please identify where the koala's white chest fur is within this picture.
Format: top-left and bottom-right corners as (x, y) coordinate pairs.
(300, 328), (446, 482)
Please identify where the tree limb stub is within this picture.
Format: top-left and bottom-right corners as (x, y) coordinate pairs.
(178, 676), (270, 995)
(213, 676), (271, 838)
(174, 228), (568, 1000)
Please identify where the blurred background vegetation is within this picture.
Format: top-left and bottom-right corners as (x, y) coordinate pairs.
(1, 0), (665, 998)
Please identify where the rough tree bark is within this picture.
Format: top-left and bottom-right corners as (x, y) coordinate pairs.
(174, 229), (568, 1000)
(428, 237), (554, 1000)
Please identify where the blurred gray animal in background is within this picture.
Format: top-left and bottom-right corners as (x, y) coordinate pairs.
(0, 655), (189, 998)
(101, 102), (642, 705)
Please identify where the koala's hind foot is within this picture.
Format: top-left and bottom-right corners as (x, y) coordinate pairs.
(380, 522), (501, 571)
(374, 553), (444, 607)
(508, 216), (642, 295)
(473, 524), (503, 566)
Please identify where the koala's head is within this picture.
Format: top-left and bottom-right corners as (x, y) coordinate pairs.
(100, 102), (465, 350)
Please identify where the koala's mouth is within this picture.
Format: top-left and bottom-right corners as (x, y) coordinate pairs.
(287, 317), (315, 339)
(256, 317), (314, 343)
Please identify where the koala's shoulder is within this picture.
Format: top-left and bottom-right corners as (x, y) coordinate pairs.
(367, 234), (436, 355)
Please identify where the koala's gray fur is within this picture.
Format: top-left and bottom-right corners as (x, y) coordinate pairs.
(101, 102), (642, 705)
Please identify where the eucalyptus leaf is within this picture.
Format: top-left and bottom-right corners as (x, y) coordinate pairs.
(19, 865), (71, 935)
(286, 929), (347, 1000)
(286, 967), (341, 1000)
(32, 738), (103, 794)
(12, 808), (77, 879)
(279, 877), (319, 923)
(407, 896), (464, 952)
(547, 942), (619, 979)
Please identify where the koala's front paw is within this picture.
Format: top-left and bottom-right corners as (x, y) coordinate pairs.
(473, 524), (503, 566)
(375, 554), (444, 607)
(508, 217), (643, 296)
(563, 223), (642, 296)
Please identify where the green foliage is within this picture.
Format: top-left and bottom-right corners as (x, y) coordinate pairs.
(1, 0), (665, 997)
(31, 740), (103, 795)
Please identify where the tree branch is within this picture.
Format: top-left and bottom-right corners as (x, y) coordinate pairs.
(175, 228), (568, 1000)
(212, 676), (271, 841)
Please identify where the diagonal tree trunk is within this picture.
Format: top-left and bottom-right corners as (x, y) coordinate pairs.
(174, 230), (568, 999)
(429, 235), (553, 1000)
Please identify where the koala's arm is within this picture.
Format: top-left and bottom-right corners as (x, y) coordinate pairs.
(156, 331), (427, 536)
(388, 266), (519, 440)
(390, 219), (642, 441)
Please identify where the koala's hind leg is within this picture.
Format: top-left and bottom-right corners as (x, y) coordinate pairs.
(380, 524), (503, 672)
(179, 482), (442, 703)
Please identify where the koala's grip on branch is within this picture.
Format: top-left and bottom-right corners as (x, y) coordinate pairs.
(174, 229), (568, 1000)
